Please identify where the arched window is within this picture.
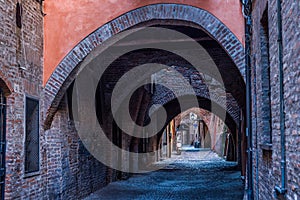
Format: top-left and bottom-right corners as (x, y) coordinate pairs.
(260, 5), (272, 144)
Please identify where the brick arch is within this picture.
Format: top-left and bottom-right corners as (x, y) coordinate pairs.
(44, 4), (245, 129)
(161, 94), (239, 131)
(153, 96), (238, 147)
(151, 87), (240, 125)
(174, 108), (211, 129)
(0, 72), (13, 96)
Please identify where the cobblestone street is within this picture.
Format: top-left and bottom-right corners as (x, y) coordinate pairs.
(84, 150), (245, 200)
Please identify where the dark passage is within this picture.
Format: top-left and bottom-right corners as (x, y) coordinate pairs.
(85, 150), (244, 200)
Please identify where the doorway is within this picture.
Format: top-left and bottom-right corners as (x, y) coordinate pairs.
(0, 88), (6, 199)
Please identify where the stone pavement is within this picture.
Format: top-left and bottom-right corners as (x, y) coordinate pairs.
(84, 150), (245, 200)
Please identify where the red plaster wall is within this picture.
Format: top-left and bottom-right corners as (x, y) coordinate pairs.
(44, 0), (244, 85)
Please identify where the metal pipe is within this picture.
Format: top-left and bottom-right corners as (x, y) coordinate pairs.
(245, 17), (254, 200)
(237, 111), (242, 171)
(274, 0), (287, 196)
(252, 54), (260, 200)
(242, 0), (254, 199)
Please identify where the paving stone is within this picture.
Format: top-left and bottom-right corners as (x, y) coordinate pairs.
(84, 150), (244, 200)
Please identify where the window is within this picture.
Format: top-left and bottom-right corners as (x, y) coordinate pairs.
(16, 2), (22, 29)
(25, 97), (40, 174)
(260, 6), (272, 144)
(67, 81), (74, 121)
(95, 80), (104, 125)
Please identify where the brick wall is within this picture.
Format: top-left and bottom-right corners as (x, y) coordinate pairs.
(0, 0), (45, 199)
(251, 1), (275, 199)
(0, 1), (121, 198)
(45, 98), (108, 199)
(251, 0), (300, 199)
(281, 0), (300, 199)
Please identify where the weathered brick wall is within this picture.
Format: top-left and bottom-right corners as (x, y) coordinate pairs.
(251, 1), (276, 199)
(45, 98), (108, 199)
(251, 0), (300, 199)
(281, 1), (300, 199)
(0, 1), (122, 198)
(0, 0), (44, 199)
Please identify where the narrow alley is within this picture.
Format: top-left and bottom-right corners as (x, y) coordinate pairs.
(1, 1), (299, 199)
(85, 149), (244, 200)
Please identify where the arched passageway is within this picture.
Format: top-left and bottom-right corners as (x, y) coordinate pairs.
(168, 107), (234, 159)
(1, 0), (299, 199)
(43, 5), (246, 199)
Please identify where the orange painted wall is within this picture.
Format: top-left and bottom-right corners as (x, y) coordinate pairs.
(44, 0), (244, 85)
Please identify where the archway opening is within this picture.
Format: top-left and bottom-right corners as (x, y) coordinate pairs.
(82, 20), (246, 182)
(0, 78), (10, 200)
(159, 107), (236, 161)
(46, 17), (246, 199)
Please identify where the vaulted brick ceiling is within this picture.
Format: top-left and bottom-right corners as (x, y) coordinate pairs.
(94, 22), (245, 138)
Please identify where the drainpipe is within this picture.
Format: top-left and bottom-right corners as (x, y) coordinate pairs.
(252, 54), (260, 200)
(274, 0), (287, 196)
(241, 0), (254, 199)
